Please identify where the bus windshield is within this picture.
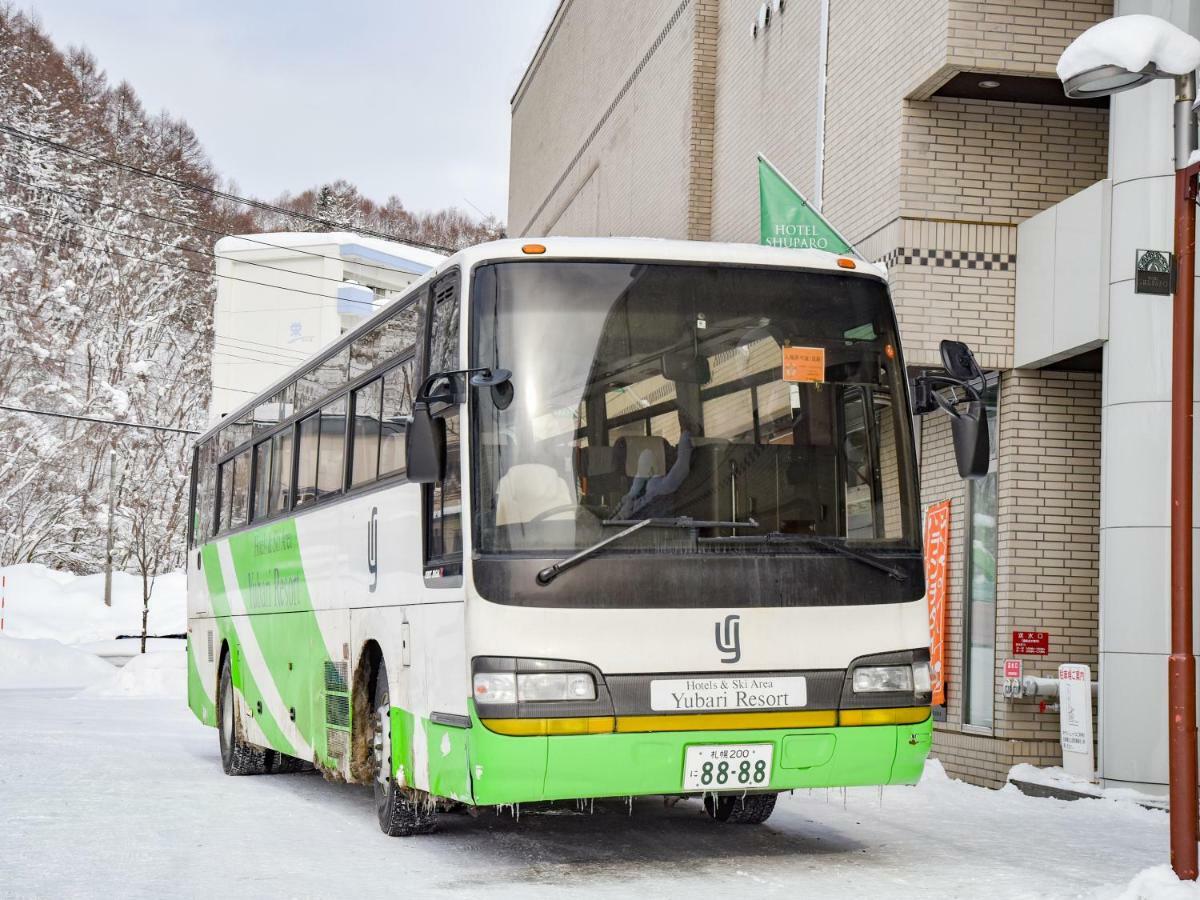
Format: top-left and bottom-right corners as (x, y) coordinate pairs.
(471, 260), (919, 562)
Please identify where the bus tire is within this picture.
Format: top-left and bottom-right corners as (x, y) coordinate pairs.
(218, 652), (269, 776)
(704, 792), (777, 825)
(372, 658), (437, 837)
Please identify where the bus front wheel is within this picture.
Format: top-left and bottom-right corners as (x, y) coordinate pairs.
(704, 793), (778, 825)
(372, 658), (437, 837)
(218, 652), (269, 776)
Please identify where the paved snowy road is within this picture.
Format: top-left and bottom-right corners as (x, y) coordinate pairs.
(0, 690), (1187, 899)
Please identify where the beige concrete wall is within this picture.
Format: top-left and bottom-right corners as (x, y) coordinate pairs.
(707, 0), (827, 244)
(820, 0), (947, 247)
(508, 0), (695, 238)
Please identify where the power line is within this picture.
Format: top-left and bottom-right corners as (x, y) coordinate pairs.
(0, 402), (198, 435)
(7, 222), (364, 304)
(0, 295), (314, 365)
(2, 190), (426, 291)
(0, 171), (446, 279)
(0, 122), (454, 253)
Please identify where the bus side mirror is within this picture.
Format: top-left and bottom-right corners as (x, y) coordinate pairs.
(950, 401), (990, 479)
(406, 402), (446, 484)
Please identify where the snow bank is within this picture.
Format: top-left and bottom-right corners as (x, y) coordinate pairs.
(0, 563), (186, 644)
(1010, 763), (1168, 808)
(1058, 15), (1200, 83)
(1104, 865), (1200, 899)
(78, 646), (186, 699)
(0, 634), (113, 688)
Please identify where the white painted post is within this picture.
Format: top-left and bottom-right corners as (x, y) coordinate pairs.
(1059, 663), (1096, 781)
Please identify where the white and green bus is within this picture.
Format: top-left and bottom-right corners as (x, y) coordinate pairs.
(185, 237), (988, 835)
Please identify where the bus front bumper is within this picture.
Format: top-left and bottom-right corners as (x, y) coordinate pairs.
(464, 705), (933, 806)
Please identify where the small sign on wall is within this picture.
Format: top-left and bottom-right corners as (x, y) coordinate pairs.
(1013, 630), (1050, 655)
(1002, 658), (1023, 699)
(1135, 249), (1173, 295)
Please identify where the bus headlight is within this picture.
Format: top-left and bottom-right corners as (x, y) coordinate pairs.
(473, 672), (516, 705)
(912, 660), (932, 695)
(517, 672), (597, 702)
(852, 665), (913, 693)
(473, 671), (598, 704)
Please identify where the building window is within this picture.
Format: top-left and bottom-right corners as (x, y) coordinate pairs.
(964, 376), (1000, 730)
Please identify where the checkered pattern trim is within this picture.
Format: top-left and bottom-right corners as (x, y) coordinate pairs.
(876, 248), (1015, 271)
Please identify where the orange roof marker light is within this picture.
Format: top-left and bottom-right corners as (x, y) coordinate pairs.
(522, 243), (547, 255)
(836, 257), (856, 269)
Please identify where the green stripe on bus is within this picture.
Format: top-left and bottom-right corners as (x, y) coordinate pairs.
(200, 542), (299, 759)
(187, 635), (216, 727)
(226, 519), (338, 766)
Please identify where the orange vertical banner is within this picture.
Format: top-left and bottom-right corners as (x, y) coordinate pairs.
(923, 500), (951, 706)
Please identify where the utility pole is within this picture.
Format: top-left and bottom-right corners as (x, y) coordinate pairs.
(1060, 17), (1200, 879)
(103, 445), (115, 607)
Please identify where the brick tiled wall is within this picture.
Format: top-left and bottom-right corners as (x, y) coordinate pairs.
(708, 0), (826, 244)
(901, 98), (1109, 225)
(944, 0), (1112, 77)
(993, 370), (1101, 743)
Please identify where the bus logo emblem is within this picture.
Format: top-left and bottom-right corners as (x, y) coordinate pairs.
(715, 614), (740, 664)
(367, 507), (379, 593)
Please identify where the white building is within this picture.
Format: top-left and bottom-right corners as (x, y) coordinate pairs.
(210, 232), (444, 422)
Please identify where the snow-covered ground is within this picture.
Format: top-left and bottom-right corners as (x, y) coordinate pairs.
(0, 568), (1195, 898)
(0, 563), (186, 644)
(0, 645), (1195, 900)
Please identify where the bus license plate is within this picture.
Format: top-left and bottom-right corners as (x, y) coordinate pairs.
(682, 744), (773, 791)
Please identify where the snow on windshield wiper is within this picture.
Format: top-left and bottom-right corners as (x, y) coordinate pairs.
(535, 517), (759, 586)
(697, 532), (909, 582)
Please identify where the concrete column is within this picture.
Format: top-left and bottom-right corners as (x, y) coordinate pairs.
(1100, 0), (1200, 794)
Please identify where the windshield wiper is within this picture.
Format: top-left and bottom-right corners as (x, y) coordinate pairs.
(697, 532), (909, 582)
(536, 516), (759, 586)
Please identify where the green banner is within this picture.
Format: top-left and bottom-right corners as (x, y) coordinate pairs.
(758, 155), (856, 255)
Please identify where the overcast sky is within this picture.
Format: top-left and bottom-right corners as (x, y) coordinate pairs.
(25, 0), (560, 224)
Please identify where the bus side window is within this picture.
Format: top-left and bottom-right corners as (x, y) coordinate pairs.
(270, 427), (293, 513)
(380, 359), (416, 478)
(316, 395), (347, 498)
(430, 411), (462, 560)
(251, 439), (272, 523)
(295, 413), (321, 507)
(217, 457), (233, 534)
(230, 449), (250, 529)
(426, 274), (462, 567)
(351, 379), (383, 487)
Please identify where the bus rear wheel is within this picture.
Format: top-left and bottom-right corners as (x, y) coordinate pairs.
(372, 658), (437, 837)
(218, 652), (269, 776)
(704, 792), (778, 825)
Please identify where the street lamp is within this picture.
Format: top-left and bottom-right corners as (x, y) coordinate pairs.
(1059, 14), (1200, 881)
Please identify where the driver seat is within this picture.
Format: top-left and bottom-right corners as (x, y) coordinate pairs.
(495, 463), (575, 526)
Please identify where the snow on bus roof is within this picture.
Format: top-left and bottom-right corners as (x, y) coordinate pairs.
(444, 236), (886, 279)
(214, 231), (445, 275)
(1057, 14), (1200, 83)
